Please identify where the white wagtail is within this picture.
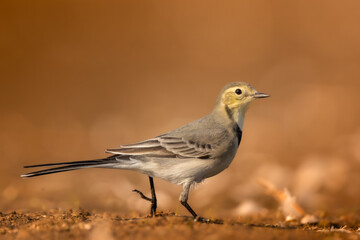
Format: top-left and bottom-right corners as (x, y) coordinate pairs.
(22, 82), (269, 221)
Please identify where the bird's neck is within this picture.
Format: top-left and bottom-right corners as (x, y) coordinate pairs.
(226, 105), (246, 131)
(214, 103), (248, 131)
(232, 107), (245, 130)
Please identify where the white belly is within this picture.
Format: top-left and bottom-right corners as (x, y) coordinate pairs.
(134, 146), (237, 186)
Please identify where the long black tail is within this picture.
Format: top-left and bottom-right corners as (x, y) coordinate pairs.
(21, 156), (119, 178)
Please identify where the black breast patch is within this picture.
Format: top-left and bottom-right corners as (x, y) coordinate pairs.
(234, 124), (242, 145)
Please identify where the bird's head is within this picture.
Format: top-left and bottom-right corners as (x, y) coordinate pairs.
(214, 82), (269, 125)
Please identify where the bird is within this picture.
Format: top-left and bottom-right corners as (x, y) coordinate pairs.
(21, 82), (269, 222)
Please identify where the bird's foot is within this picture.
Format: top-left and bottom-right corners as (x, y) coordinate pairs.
(194, 216), (223, 224)
(133, 189), (152, 201)
(132, 189), (157, 217)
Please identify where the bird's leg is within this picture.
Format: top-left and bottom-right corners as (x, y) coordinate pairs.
(149, 176), (157, 216)
(179, 182), (214, 223)
(133, 176), (157, 217)
(180, 200), (198, 218)
(179, 183), (198, 219)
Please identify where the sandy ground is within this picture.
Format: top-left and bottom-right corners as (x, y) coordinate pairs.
(1, 1), (360, 239)
(1, 209), (359, 240)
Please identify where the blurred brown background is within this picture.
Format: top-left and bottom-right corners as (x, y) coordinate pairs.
(1, 0), (360, 217)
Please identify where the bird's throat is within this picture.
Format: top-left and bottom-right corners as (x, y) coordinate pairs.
(233, 108), (245, 131)
(224, 105), (246, 131)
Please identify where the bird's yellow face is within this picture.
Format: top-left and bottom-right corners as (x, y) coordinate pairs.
(219, 82), (269, 111)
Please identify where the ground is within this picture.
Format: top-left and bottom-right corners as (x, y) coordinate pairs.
(1, 209), (359, 240)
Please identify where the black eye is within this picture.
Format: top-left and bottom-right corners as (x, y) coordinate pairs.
(235, 88), (242, 95)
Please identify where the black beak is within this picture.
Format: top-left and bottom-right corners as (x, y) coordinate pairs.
(253, 92), (270, 98)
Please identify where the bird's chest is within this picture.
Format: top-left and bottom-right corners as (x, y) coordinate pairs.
(222, 137), (240, 167)
(202, 137), (239, 180)
(221, 124), (243, 166)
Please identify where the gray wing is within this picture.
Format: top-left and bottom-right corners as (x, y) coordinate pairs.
(106, 136), (211, 158)
(106, 115), (232, 159)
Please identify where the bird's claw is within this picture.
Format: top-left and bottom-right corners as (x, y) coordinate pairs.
(133, 189), (157, 217)
(194, 216), (223, 224)
(132, 189), (152, 202)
